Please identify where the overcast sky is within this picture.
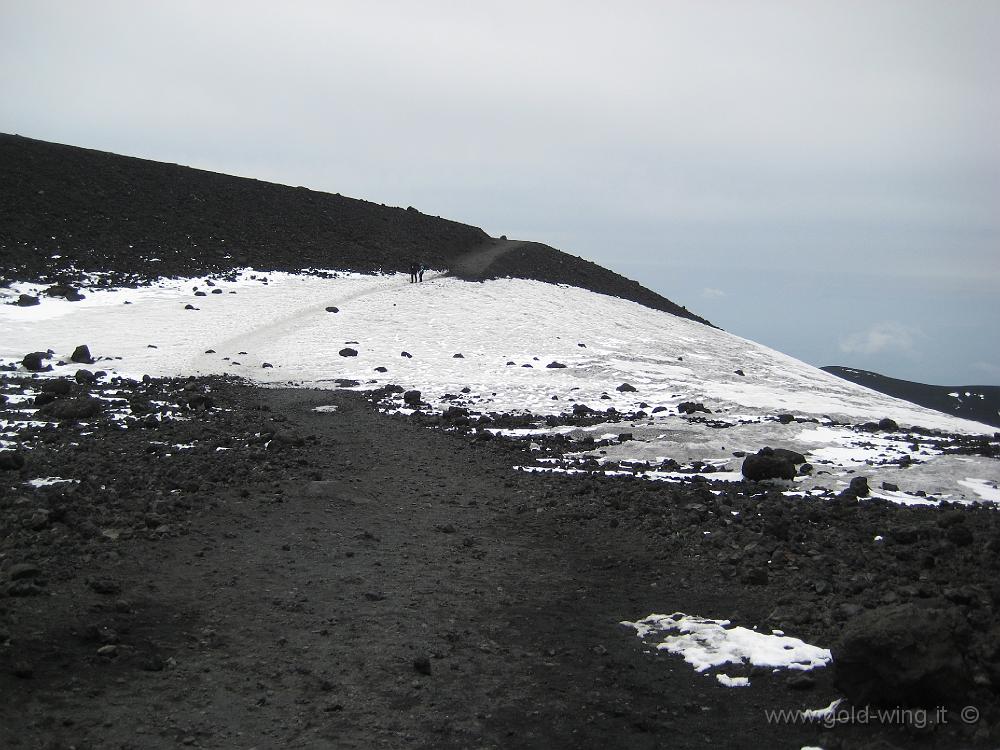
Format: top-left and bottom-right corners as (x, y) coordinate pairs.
(3, 1), (997, 385)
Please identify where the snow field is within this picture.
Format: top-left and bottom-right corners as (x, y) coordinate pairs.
(1, 270), (997, 503)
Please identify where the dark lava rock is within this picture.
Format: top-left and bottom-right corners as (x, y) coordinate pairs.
(184, 304), (197, 310)
(453, 353), (465, 359)
(849, 476), (870, 497)
(834, 604), (972, 708)
(651, 406), (667, 414)
(616, 383), (637, 392)
(734, 369), (745, 376)
(412, 655), (432, 676)
(947, 524), (974, 547)
(89, 579), (122, 595)
(443, 406), (469, 423)
(878, 417), (899, 431)
(374, 366), (387, 373)
(8, 563), (40, 580)
(44, 284), (84, 301)
(326, 306), (339, 313)
(339, 348), (358, 357)
(776, 414), (795, 424)
(22, 351), (52, 372)
(572, 404), (593, 416)
(75, 369), (97, 384)
(771, 448), (806, 465)
(546, 361), (566, 368)
(15, 294), (40, 307)
(37, 395), (103, 420)
(262, 362), (273, 368)
(400, 351), (412, 358)
(741, 448), (796, 481)
(741, 567), (769, 585)
(0, 451), (26, 471)
(33, 392), (57, 407)
(798, 463), (814, 475)
(403, 390), (421, 406)
(881, 481), (900, 492)
(70, 344), (94, 365)
(677, 401), (711, 415)
(40, 378), (72, 396)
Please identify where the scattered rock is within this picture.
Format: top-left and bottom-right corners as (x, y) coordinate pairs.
(15, 294), (40, 307)
(878, 417), (899, 432)
(616, 383), (637, 392)
(546, 362), (566, 368)
(37, 396), (103, 420)
(88, 579), (122, 595)
(326, 306), (339, 313)
(741, 448), (796, 481)
(40, 378), (72, 396)
(412, 655), (432, 676)
(677, 402), (711, 415)
(834, 604), (972, 707)
(849, 476), (870, 497)
(339, 348), (358, 357)
(403, 390), (421, 406)
(453, 353), (464, 359)
(22, 351), (52, 372)
(7, 563), (40, 580)
(0, 451), (26, 471)
(400, 351), (412, 358)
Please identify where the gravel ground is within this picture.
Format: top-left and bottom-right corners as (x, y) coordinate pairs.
(2, 375), (999, 748)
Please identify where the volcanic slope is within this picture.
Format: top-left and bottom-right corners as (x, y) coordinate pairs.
(0, 133), (709, 325)
(824, 366), (1000, 429)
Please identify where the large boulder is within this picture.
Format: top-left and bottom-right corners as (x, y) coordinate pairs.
(40, 378), (72, 396)
(677, 401), (711, 415)
(741, 447), (796, 481)
(71, 344), (95, 364)
(22, 352), (52, 372)
(37, 396), (103, 420)
(833, 604), (971, 708)
(403, 390), (421, 406)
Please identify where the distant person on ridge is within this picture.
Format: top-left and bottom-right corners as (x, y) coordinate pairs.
(409, 261), (419, 283)
(418, 263), (425, 282)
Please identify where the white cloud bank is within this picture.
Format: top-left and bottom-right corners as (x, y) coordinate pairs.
(839, 321), (925, 356)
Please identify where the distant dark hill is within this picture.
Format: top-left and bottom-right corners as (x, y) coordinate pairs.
(823, 366), (1000, 428)
(0, 133), (711, 326)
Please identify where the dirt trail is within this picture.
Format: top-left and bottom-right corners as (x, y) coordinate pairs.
(447, 239), (528, 278)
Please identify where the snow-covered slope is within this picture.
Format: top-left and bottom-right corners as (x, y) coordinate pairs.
(2, 270), (997, 502)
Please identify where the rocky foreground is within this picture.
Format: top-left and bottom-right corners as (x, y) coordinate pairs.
(2, 373), (1000, 748)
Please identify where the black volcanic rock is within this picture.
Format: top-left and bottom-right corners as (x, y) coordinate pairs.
(71, 344), (95, 364)
(834, 604), (972, 708)
(22, 352), (52, 372)
(741, 448), (796, 481)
